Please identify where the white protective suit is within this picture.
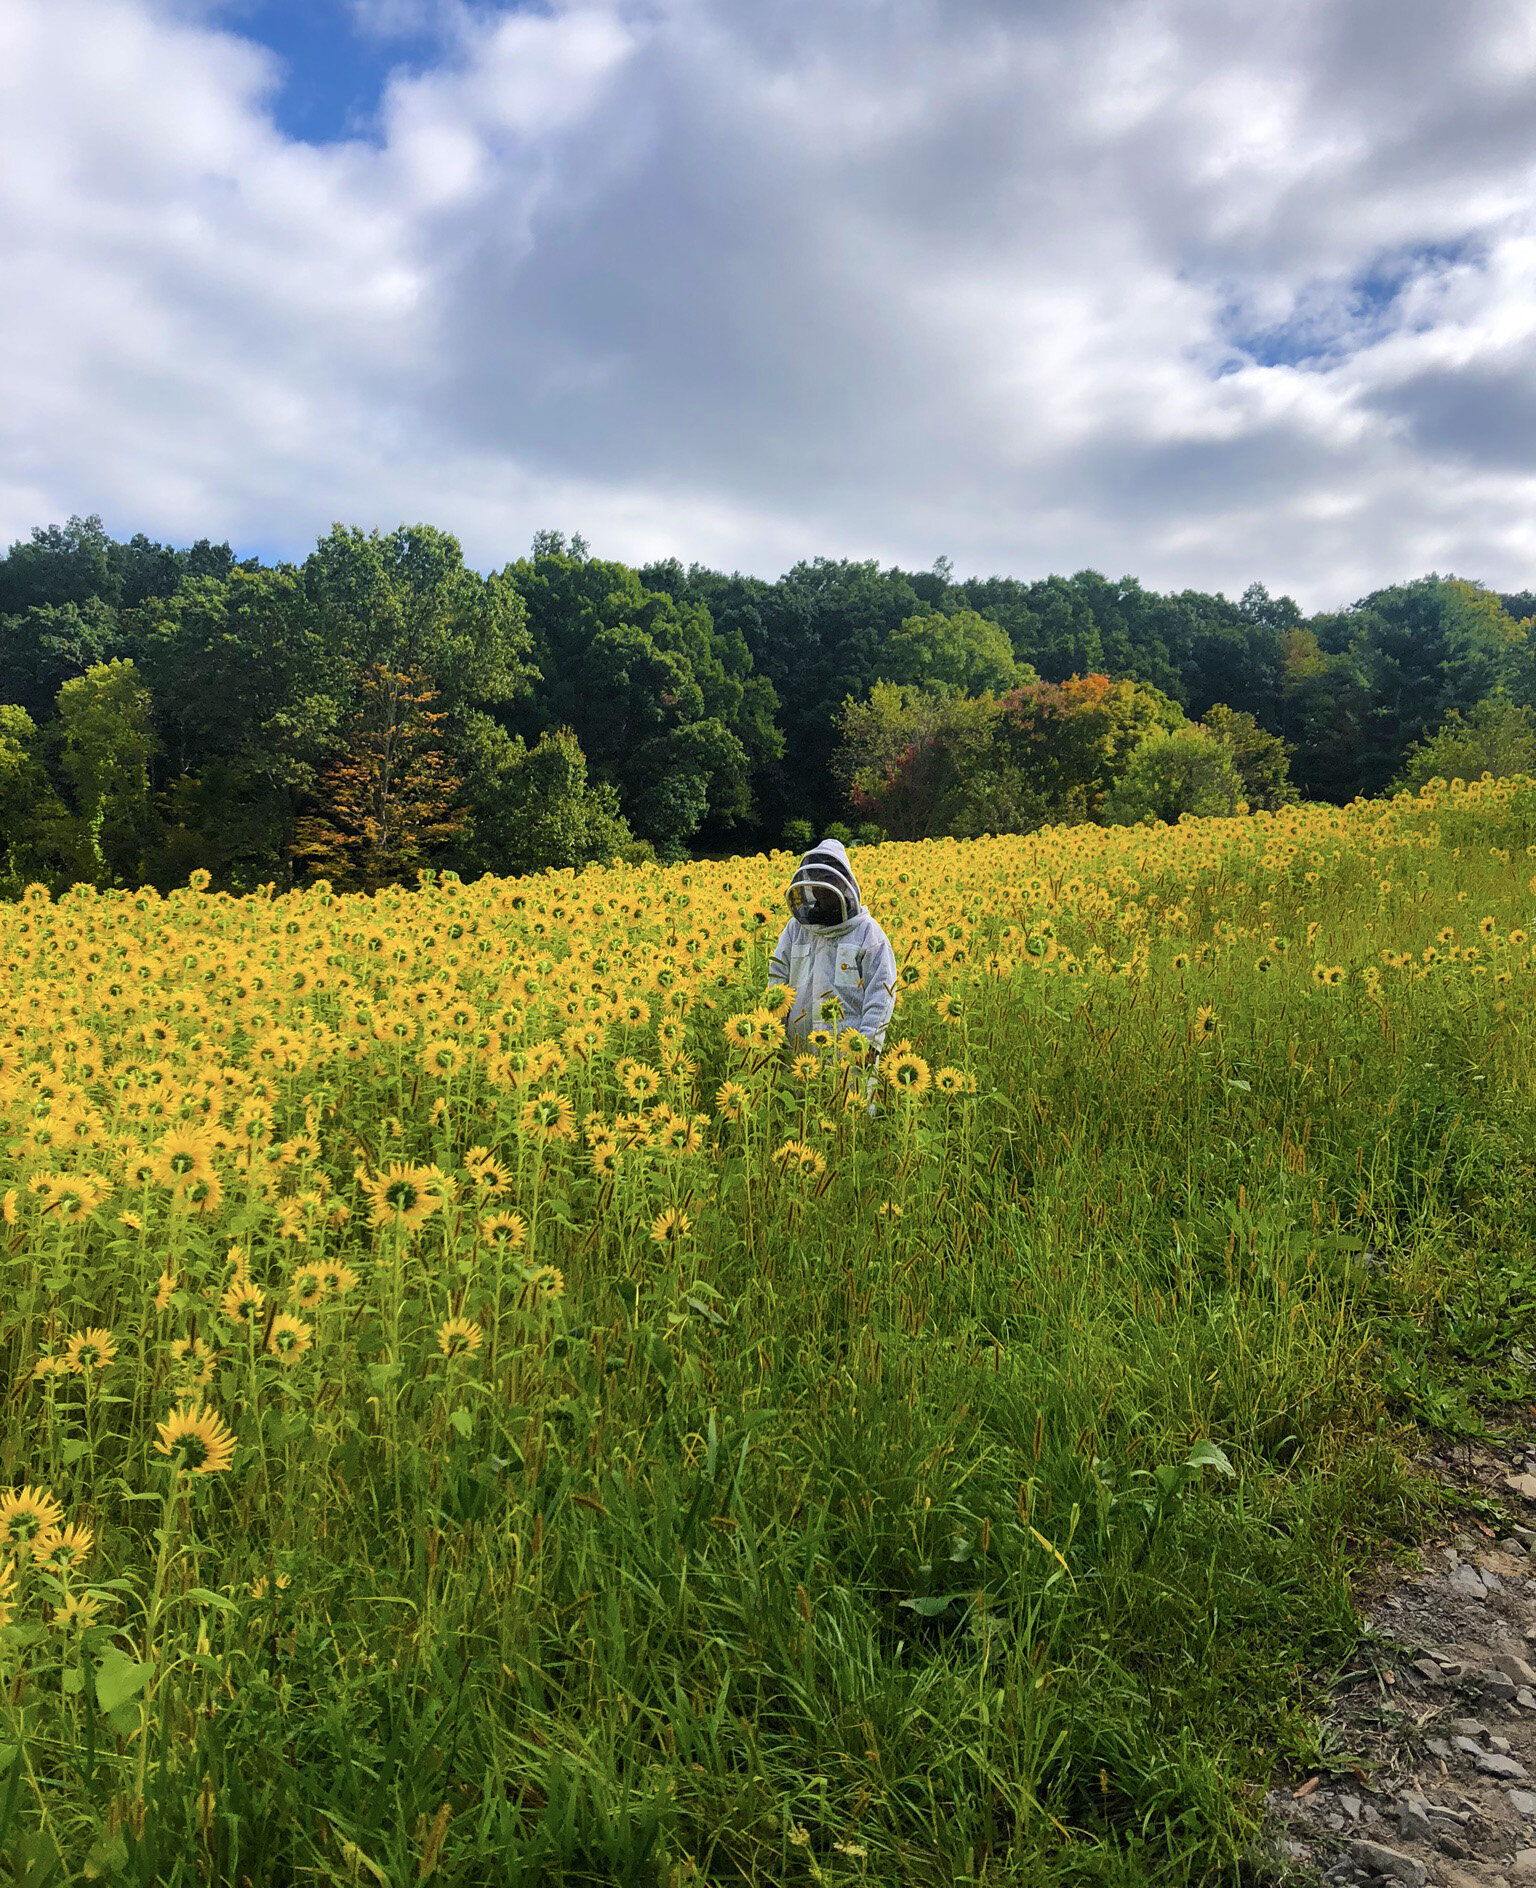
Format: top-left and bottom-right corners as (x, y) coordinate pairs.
(767, 838), (898, 1056)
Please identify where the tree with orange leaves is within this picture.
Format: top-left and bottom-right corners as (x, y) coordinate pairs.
(291, 664), (465, 890)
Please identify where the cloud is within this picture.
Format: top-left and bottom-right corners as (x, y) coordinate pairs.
(2, 0), (1535, 609)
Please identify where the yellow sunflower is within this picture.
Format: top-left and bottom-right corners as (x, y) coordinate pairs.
(0, 1486), (66, 1554)
(155, 1404), (237, 1475)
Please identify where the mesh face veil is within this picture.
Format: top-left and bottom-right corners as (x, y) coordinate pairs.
(787, 845), (861, 927)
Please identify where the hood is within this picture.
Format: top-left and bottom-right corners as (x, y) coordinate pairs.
(787, 837), (863, 931)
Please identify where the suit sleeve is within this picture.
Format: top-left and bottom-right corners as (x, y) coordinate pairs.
(857, 925), (898, 1052)
(767, 922), (793, 989)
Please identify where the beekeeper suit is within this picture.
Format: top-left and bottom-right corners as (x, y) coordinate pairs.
(767, 838), (897, 1060)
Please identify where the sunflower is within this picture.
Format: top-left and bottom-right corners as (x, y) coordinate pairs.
(358, 1160), (442, 1232)
(623, 1061), (664, 1102)
(288, 1265), (325, 1310)
(714, 1080), (749, 1121)
(649, 1208), (692, 1247)
(1193, 1004), (1218, 1039)
(51, 1590), (102, 1634)
(173, 1170), (225, 1216)
(519, 1091), (576, 1144)
(149, 1128), (216, 1189)
(265, 1314), (312, 1364)
(587, 1136), (621, 1179)
(521, 1264), (566, 1303)
(1324, 964), (1346, 986)
(320, 1262), (360, 1297)
(933, 993), (964, 1023)
(883, 1051), (931, 1097)
(933, 1066), (967, 1095)
(479, 1210), (528, 1250)
(35, 1171), (109, 1222)
(771, 1140), (826, 1178)
(250, 1572), (292, 1599)
(35, 1521), (93, 1577)
(438, 1316), (483, 1359)
(221, 1279), (266, 1326)
(155, 1404), (237, 1475)
(749, 1010), (782, 1051)
(760, 983), (795, 1019)
(65, 1328), (117, 1375)
(722, 1012), (757, 1052)
(790, 1054), (822, 1084)
(0, 1486), (66, 1554)
(170, 1335), (218, 1390)
(420, 1037), (464, 1079)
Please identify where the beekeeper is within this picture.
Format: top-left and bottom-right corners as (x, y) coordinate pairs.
(766, 837), (897, 1075)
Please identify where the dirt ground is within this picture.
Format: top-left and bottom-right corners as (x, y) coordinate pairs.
(1260, 1435), (1536, 1886)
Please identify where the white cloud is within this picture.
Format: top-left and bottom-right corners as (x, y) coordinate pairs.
(2, 0), (1536, 608)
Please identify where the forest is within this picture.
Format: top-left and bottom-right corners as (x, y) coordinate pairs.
(2, 512), (1534, 893)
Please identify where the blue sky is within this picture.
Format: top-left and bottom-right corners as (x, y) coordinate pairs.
(3, 0), (1535, 609)
(215, 1), (440, 143)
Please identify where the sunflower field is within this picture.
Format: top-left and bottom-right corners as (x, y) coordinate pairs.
(6, 780), (1536, 1885)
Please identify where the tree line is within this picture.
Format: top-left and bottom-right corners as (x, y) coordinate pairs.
(1, 513), (1533, 893)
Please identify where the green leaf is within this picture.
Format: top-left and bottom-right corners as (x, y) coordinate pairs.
(1185, 1439), (1235, 1477)
(95, 1647), (152, 1715)
(365, 1361), (402, 1394)
(448, 1408), (473, 1438)
(184, 1587), (240, 1612)
(57, 1438), (90, 1467)
(899, 1595), (958, 1617)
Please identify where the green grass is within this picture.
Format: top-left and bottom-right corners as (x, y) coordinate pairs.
(4, 787), (1536, 1884)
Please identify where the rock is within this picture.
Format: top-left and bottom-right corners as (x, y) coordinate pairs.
(1341, 1794), (1363, 1820)
(1514, 1524), (1536, 1547)
(1452, 1718), (1490, 1737)
(1507, 1473), (1536, 1501)
(1348, 1839), (1427, 1886)
(1494, 1734), (1516, 1754)
(1397, 1794), (1434, 1842)
(1486, 1568), (1508, 1592)
(1411, 1657), (1447, 1684)
(1427, 1737), (1455, 1758)
(1455, 1736), (1487, 1757)
(1508, 1787), (1536, 1816)
(1485, 1670), (1521, 1702)
(1504, 1539), (1531, 1557)
(1477, 1751), (1531, 1779)
(1438, 1830), (1470, 1858)
(1519, 1689), (1536, 1711)
(1498, 1654), (1536, 1688)
(1450, 1565), (1488, 1599)
(1515, 1852), (1536, 1879)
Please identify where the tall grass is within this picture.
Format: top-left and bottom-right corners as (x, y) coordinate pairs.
(2, 780), (1534, 1884)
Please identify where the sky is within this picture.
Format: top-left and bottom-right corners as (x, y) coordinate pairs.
(2, 0), (1536, 611)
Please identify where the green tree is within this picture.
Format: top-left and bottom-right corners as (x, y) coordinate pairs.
(995, 673), (1185, 820)
(453, 724), (638, 876)
(0, 598), (120, 720)
(879, 608), (1028, 696)
(53, 659), (160, 886)
(0, 705), (72, 891)
(1396, 691), (1536, 790)
(1201, 704), (1297, 809)
(0, 515), (117, 613)
(1103, 726), (1244, 825)
(513, 548), (779, 850)
(837, 683), (1006, 841)
(304, 524), (535, 718)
